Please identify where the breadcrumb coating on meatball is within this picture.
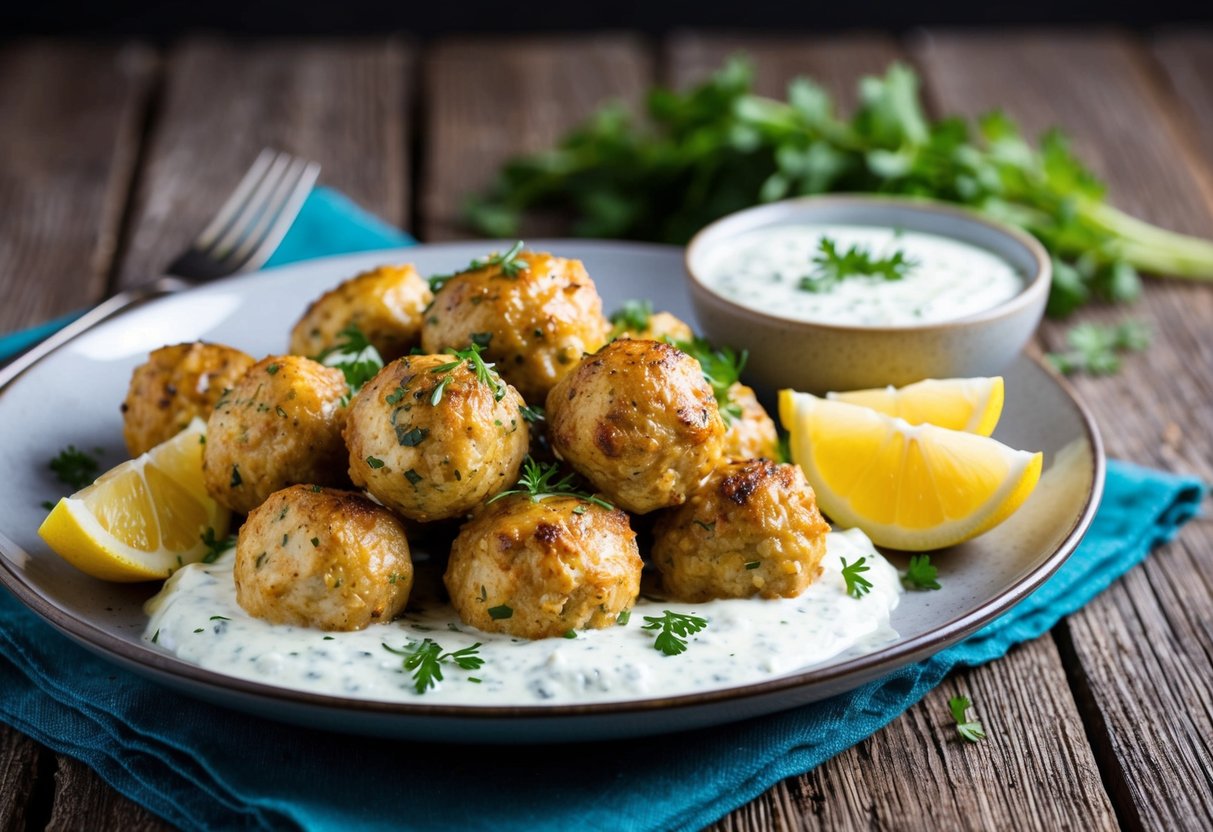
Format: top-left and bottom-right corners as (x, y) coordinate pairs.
(722, 383), (779, 461)
(651, 459), (830, 602)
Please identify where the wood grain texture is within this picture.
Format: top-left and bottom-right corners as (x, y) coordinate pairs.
(670, 35), (1117, 832)
(1151, 31), (1213, 185)
(0, 40), (153, 328)
(118, 36), (410, 286)
(0, 724), (46, 829)
(45, 756), (170, 832)
(420, 35), (650, 240)
(915, 29), (1213, 830)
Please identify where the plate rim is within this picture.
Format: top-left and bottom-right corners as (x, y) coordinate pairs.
(0, 240), (1105, 722)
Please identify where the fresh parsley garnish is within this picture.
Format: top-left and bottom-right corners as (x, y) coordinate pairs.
(49, 445), (100, 490)
(949, 695), (987, 743)
(840, 556), (873, 599)
(429, 241), (528, 291)
(200, 528), (235, 564)
(428, 343), (507, 405)
(608, 298), (654, 339)
(799, 236), (917, 293)
(642, 610), (708, 656)
(383, 639), (484, 694)
(314, 324), (384, 394)
(668, 336), (747, 425)
(1046, 320), (1151, 376)
(519, 404), (545, 423)
(902, 554), (941, 591)
(487, 456), (613, 510)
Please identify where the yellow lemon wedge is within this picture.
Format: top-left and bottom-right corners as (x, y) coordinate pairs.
(779, 389), (1041, 551)
(823, 376), (1004, 437)
(38, 419), (230, 582)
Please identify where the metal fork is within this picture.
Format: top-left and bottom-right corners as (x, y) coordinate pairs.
(1, 149), (320, 382)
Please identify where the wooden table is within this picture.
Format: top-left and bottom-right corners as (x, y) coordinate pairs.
(1, 29), (1211, 831)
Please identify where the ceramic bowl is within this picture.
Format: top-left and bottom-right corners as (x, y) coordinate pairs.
(684, 195), (1051, 393)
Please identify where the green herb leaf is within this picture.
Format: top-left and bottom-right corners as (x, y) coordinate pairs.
(841, 556), (873, 599)
(641, 610), (708, 656)
(902, 554), (941, 591)
(608, 298), (654, 339)
(487, 456), (614, 510)
(428, 342), (508, 405)
(799, 236), (917, 293)
(366, 456), (385, 469)
(383, 639), (485, 694)
(200, 528), (235, 564)
(949, 695), (987, 743)
(488, 604), (514, 620)
(667, 336), (747, 426)
(1046, 319), (1152, 376)
(314, 324), (384, 394)
(49, 445), (100, 490)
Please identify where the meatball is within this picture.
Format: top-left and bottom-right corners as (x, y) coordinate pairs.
(722, 383), (779, 461)
(344, 353), (529, 522)
(420, 250), (608, 401)
(651, 459), (830, 602)
(289, 264), (432, 362)
(444, 495), (641, 639)
(614, 310), (694, 343)
(545, 339), (725, 514)
(234, 485), (413, 631)
(121, 342), (256, 456)
(203, 356), (349, 514)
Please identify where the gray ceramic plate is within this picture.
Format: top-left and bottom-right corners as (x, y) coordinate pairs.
(0, 241), (1104, 743)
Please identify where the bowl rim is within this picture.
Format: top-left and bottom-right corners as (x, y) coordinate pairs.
(684, 194), (1052, 333)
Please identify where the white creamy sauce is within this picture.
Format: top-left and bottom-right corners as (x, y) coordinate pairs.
(144, 529), (900, 706)
(702, 224), (1024, 326)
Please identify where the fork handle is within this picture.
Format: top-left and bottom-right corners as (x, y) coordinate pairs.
(0, 277), (187, 389)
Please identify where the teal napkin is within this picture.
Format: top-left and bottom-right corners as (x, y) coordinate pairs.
(0, 463), (1203, 831)
(0, 191), (1206, 830)
(0, 187), (412, 361)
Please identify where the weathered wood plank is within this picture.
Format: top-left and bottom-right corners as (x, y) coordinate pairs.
(670, 35), (1116, 832)
(420, 35), (651, 241)
(915, 29), (1213, 830)
(45, 756), (170, 832)
(118, 36), (410, 286)
(0, 724), (47, 829)
(0, 40), (154, 328)
(1151, 32), (1213, 196)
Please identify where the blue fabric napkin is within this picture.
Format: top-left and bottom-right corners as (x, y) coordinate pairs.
(0, 190), (1206, 830)
(0, 187), (413, 361)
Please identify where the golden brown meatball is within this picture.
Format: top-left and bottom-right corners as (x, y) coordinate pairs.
(121, 342), (256, 456)
(722, 383), (779, 461)
(651, 459), (830, 602)
(545, 339), (726, 514)
(234, 485), (413, 631)
(289, 264), (432, 362)
(420, 250), (608, 401)
(344, 353), (529, 522)
(444, 495), (641, 639)
(203, 356), (350, 514)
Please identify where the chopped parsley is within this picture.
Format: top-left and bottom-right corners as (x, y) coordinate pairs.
(428, 343), (507, 405)
(616, 610), (631, 626)
(608, 298), (654, 339)
(200, 528), (235, 563)
(840, 556), (873, 599)
(49, 445), (100, 490)
(949, 695), (987, 743)
(266, 362), (280, 375)
(429, 240), (528, 291)
(519, 404), (545, 424)
(366, 456), (385, 469)
(230, 465), (242, 487)
(487, 456), (613, 510)
(902, 554), (941, 591)
(395, 426), (429, 447)
(1046, 319), (1151, 376)
(799, 236), (917, 293)
(642, 610), (708, 656)
(488, 604), (514, 620)
(745, 560), (760, 570)
(314, 324), (384, 395)
(383, 639), (484, 694)
(404, 468), (423, 486)
(563, 629), (577, 639)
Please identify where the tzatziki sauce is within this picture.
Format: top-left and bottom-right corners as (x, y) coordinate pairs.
(144, 529), (901, 706)
(701, 224), (1024, 326)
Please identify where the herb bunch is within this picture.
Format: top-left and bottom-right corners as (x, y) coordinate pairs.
(488, 456), (613, 510)
(428, 343), (507, 405)
(468, 60), (1213, 318)
(668, 336), (747, 424)
(800, 236), (917, 293)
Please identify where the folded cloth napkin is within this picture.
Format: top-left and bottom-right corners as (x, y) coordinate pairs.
(0, 191), (1206, 831)
(0, 187), (413, 361)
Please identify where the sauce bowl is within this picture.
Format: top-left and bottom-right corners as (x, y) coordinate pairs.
(684, 196), (1051, 393)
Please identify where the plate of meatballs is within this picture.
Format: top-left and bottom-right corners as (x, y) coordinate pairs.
(0, 240), (1102, 742)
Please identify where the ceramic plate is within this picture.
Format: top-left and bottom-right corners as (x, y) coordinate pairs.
(0, 241), (1103, 743)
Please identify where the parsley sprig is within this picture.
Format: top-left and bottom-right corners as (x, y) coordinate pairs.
(608, 298), (654, 339)
(314, 324), (384, 395)
(840, 556), (873, 599)
(200, 528), (235, 564)
(487, 456), (613, 510)
(901, 554), (941, 591)
(429, 240), (528, 291)
(1046, 320), (1151, 376)
(383, 639), (484, 694)
(49, 445), (101, 490)
(428, 343), (507, 405)
(799, 236), (917, 293)
(949, 695), (987, 743)
(467, 59), (1213, 325)
(642, 610), (708, 656)
(669, 336), (748, 425)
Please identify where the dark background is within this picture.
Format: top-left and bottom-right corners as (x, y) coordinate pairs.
(5, 0), (1213, 36)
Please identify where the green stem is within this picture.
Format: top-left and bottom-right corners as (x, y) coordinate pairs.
(1081, 201), (1213, 278)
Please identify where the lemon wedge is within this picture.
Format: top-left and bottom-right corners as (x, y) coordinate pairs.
(779, 389), (1041, 551)
(38, 419), (230, 582)
(822, 377), (1004, 437)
